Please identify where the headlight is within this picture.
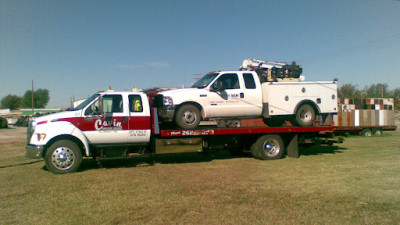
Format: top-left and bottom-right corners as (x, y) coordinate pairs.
(27, 120), (36, 142)
(31, 121), (37, 129)
(163, 96), (173, 106)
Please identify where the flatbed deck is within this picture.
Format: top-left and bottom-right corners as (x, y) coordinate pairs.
(159, 125), (338, 137)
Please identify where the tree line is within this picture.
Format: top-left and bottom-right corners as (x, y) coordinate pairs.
(338, 83), (400, 110)
(0, 89), (50, 110)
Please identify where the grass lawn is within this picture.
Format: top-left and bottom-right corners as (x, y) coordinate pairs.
(1, 127), (399, 224)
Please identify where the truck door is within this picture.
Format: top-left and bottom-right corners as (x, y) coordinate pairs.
(82, 94), (130, 144)
(206, 73), (243, 117)
(127, 94), (151, 143)
(206, 73), (262, 118)
(240, 73), (263, 116)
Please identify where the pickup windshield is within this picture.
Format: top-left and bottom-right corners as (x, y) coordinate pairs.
(73, 94), (100, 110)
(191, 73), (219, 88)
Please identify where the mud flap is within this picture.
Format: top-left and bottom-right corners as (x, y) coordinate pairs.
(285, 134), (299, 158)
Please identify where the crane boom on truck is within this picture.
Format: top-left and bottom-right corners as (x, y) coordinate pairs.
(240, 58), (304, 82)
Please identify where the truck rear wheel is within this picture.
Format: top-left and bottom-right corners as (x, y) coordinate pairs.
(251, 134), (285, 160)
(293, 104), (316, 127)
(44, 140), (82, 174)
(361, 128), (372, 137)
(372, 128), (382, 136)
(175, 104), (201, 129)
(0, 117), (8, 129)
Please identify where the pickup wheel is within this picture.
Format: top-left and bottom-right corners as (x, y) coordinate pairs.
(251, 134), (285, 160)
(293, 104), (316, 127)
(175, 104), (201, 129)
(44, 140), (82, 174)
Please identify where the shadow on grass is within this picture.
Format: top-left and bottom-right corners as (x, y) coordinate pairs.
(0, 160), (43, 169)
(77, 150), (251, 172)
(40, 145), (348, 173)
(299, 144), (348, 156)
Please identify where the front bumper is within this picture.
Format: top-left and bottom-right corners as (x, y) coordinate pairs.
(157, 105), (176, 122)
(25, 144), (45, 159)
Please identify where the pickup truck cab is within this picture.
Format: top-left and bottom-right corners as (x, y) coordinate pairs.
(156, 71), (338, 129)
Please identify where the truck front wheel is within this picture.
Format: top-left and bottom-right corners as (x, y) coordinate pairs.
(175, 104), (201, 129)
(44, 140), (82, 174)
(293, 104), (316, 127)
(251, 134), (285, 160)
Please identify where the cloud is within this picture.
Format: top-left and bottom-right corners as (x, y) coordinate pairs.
(145, 61), (169, 68)
(115, 61), (169, 69)
(115, 63), (144, 69)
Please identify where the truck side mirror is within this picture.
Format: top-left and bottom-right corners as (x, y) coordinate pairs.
(98, 96), (104, 117)
(217, 80), (225, 92)
(210, 81), (225, 92)
(209, 85), (216, 92)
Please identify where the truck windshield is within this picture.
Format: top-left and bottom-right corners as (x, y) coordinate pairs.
(73, 94), (100, 110)
(191, 73), (219, 88)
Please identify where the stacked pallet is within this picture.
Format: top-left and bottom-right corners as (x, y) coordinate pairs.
(335, 98), (395, 127)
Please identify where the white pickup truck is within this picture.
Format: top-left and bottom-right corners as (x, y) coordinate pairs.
(155, 70), (338, 129)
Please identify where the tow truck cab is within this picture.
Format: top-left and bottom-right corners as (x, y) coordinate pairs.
(26, 91), (152, 160)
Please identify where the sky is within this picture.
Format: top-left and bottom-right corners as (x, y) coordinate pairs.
(1, 0), (400, 108)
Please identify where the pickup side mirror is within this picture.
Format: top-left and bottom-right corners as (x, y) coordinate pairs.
(210, 81), (225, 92)
(97, 95), (108, 119)
(209, 85), (216, 92)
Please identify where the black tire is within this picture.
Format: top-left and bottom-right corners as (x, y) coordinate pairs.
(44, 140), (82, 174)
(361, 128), (372, 137)
(293, 104), (316, 127)
(250, 134), (285, 160)
(372, 128), (382, 136)
(0, 117), (8, 129)
(175, 104), (201, 129)
(263, 117), (285, 127)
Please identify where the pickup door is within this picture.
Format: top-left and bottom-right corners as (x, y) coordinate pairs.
(81, 93), (151, 145)
(205, 72), (263, 118)
(82, 94), (130, 144)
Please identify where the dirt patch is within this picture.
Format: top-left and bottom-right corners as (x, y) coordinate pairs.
(0, 127), (27, 144)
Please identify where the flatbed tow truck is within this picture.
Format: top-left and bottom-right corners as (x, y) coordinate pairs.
(26, 91), (341, 174)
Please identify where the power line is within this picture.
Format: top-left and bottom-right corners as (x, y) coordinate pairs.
(297, 33), (400, 64)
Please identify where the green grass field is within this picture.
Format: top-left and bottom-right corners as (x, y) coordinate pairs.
(1, 127), (399, 224)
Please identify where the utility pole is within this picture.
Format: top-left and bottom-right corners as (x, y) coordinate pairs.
(194, 73), (201, 81)
(32, 80), (34, 116)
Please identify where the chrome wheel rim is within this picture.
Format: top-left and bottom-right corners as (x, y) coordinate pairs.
(263, 139), (280, 157)
(299, 109), (312, 123)
(51, 147), (75, 170)
(182, 110), (197, 125)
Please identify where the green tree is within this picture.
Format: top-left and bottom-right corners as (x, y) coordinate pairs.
(364, 83), (389, 98)
(1, 95), (22, 110)
(22, 89), (50, 108)
(338, 83), (360, 98)
(389, 88), (400, 111)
